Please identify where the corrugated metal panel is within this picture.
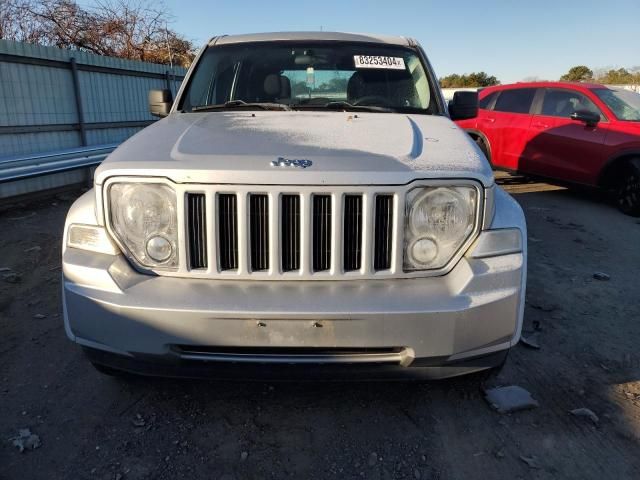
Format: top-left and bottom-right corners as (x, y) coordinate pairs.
(79, 70), (166, 123)
(0, 130), (79, 157)
(0, 63), (76, 127)
(0, 39), (185, 158)
(85, 127), (146, 146)
(0, 39), (185, 76)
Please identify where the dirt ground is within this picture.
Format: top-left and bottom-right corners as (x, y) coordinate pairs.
(1, 172), (640, 480)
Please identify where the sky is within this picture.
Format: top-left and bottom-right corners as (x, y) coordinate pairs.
(86, 0), (639, 83)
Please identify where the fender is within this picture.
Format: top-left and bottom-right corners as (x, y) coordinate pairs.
(597, 149), (640, 187)
(463, 128), (493, 164)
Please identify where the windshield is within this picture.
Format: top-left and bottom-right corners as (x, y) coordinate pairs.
(179, 42), (435, 114)
(593, 88), (640, 121)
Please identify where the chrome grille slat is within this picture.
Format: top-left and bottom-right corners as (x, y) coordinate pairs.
(281, 194), (300, 271)
(186, 193), (207, 269)
(343, 195), (362, 271)
(249, 194), (269, 271)
(374, 195), (393, 271)
(218, 194), (238, 270)
(313, 195), (332, 272)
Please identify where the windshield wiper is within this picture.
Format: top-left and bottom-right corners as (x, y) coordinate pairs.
(192, 100), (290, 112)
(292, 101), (394, 113)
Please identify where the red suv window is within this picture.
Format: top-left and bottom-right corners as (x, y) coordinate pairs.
(493, 88), (536, 114)
(479, 91), (499, 110)
(541, 89), (603, 120)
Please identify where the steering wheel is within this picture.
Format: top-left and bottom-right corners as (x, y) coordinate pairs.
(353, 95), (393, 107)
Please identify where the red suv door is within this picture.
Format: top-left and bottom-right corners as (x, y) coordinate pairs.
(524, 88), (609, 184)
(485, 88), (537, 170)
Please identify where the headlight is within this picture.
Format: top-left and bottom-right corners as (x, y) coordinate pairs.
(404, 186), (478, 270)
(108, 183), (178, 268)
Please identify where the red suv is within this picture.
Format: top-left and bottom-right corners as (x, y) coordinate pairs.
(455, 82), (640, 216)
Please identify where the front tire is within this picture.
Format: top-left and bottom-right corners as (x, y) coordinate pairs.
(616, 162), (640, 217)
(472, 135), (491, 164)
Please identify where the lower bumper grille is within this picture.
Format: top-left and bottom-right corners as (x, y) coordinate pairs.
(173, 345), (409, 365)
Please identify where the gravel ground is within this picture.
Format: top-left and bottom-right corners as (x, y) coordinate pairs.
(1, 172), (640, 479)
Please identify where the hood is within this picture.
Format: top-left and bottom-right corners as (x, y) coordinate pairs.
(95, 111), (494, 187)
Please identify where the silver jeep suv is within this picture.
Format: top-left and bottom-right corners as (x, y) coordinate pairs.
(62, 32), (527, 379)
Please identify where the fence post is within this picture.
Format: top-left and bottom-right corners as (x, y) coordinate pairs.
(165, 70), (173, 96)
(69, 57), (87, 146)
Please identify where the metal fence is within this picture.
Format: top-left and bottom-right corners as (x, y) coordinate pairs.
(0, 39), (186, 199)
(0, 39), (186, 156)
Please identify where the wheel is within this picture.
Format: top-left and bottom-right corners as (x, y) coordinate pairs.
(474, 135), (491, 163)
(616, 161), (640, 217)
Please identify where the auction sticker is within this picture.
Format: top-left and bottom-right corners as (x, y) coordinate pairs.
(354, 55), (406, 70)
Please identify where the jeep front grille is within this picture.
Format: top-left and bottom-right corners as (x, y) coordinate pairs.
(183, 187), (405, 279)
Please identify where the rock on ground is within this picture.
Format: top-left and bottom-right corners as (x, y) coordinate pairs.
(485, 386), (539, 414)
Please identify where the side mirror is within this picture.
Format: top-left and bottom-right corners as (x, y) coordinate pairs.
(149, 89), (173, 117)
(448, 91), (479, 121)
(570, 110), (600, 127)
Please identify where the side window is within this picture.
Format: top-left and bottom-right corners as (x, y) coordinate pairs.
(493, 88), (536, 114)
(183, 53), (235, 109)
(541, 89), (603, 119)
(479, 91), (498, 110)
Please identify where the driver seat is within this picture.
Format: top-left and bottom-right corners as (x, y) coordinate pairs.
(263, 74), (291, 103)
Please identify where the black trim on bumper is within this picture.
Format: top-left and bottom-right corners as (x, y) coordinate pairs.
(82, 347), (509, 381)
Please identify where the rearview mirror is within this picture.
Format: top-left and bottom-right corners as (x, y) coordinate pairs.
(570, 110), (600, 127)
(149, 89), (173, 118)
(448, 91), (479, 121)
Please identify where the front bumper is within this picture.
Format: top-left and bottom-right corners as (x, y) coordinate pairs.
(62, 188), (526, 380)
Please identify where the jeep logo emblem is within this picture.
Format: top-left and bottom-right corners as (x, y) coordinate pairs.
(270, 157), (312, 169)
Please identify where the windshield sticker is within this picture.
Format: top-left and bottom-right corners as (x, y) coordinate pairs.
(354, 55), (406, 70)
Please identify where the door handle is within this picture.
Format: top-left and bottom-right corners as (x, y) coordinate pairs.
(532, 122), (550, 129)
(481, 117), (496, 124)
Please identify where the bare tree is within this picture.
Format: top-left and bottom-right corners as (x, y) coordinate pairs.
(0, 0), (46, 43)
(0, 0), (195, 66)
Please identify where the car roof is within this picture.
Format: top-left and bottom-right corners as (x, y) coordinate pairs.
(481, 81), (608, 94)
(209, 31), (417, 47)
